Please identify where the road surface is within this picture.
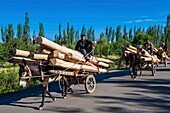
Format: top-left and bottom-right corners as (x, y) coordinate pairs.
(0, 63), (170, 113)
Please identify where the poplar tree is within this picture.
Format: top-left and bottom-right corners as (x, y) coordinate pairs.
(39, 23), (44, 37)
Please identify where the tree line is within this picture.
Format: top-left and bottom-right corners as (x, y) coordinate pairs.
(0, 13), (170, 62)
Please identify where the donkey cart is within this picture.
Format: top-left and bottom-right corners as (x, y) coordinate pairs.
(129, 56), (156, 80)
(19, 63), (98, 110)
(45, 65), (97, 98)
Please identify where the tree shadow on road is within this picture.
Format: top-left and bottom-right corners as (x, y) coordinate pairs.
(91, 77), (170, 113)
(0, 69), (129, 111)
(0, 81), (62, 109)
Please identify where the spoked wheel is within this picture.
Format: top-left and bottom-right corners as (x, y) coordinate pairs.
(151, 64), (156, 76)
(85, 75), (96, 93)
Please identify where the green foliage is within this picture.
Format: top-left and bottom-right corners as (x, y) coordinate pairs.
(23, 12), (30, 44)
(1, 13), (170, 94)
(133, 33), (152, 46)
(0, 65), (40, 95)
(116, 25), (122, 42)
(39, 23), (44, 37)
(81, 25), (86, 35)
(0, 66), (20, 94)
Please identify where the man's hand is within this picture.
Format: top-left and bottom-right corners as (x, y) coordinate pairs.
(92, 46), (95, 50)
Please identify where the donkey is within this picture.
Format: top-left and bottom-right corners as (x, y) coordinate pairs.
(18, 60), (69, 110)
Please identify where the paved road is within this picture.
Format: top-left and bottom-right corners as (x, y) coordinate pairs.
(0, 64), (170, 113)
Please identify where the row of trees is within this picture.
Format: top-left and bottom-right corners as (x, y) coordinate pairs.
(0, 13), (170, 62)
(0, 13), (170, 94)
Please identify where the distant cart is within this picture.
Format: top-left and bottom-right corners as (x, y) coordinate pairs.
(128, 54), (156, 79)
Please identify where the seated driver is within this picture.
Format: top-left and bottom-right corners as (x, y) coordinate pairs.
(75, 34), (94, 61)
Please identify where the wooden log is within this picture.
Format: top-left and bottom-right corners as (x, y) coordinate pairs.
(66, 53), (86, 62)
(126, 45), (137, 51)
(49, 51), (65, 60)
(13, 49), (31, 57)
(140, 56), (159, 63)
(154, 48), (158, 53)
(141, 50), (151, 57)
(125, 47), (137, 54)
(50, 58), (107, 73)
(124, 50), (131, 54)
(153, 55), (161, 63)
(162, 52), (170, 60)
(89, 57), (108, 67)
(36, 45), (52, 54)
(37, 36), (84, 58)
(97, 62), (109, 68)
(140, 57), (152, 61)
(41, 49), (51, 54)
(7, 57), (39, 65)
(91, 56), (114, 63)
(29, 53), (48, 60)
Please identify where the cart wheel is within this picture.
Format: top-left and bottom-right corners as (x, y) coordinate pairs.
(151, 64), (156, 76)
(85, 75), (96, 93)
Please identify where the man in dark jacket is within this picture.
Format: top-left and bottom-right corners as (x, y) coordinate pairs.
(160, 43), (168, 52)
(75, 34), (94, 58)
(143, 38), (154, 55)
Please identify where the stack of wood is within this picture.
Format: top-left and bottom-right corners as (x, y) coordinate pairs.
(154, 47), (170, 60)
(8, 36), (114, 73)
(123, 45), (160, 63)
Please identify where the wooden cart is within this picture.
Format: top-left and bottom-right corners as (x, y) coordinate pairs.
(157, 56), (167, 67)
(128, 54), (156, 80)
(40, 64), (97, 98)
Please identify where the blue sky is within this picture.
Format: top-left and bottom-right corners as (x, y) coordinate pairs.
(0, 0), (169, 41)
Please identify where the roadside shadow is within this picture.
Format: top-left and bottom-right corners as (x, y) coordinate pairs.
(95, 69), (129, 83)
(156, 68), (170, 71)
(0, 81), (62, 109)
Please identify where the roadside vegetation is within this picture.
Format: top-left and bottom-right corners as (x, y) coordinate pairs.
(0, 13), (170, 94)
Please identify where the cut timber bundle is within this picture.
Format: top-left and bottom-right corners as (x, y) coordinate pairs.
(8, 57), (39, 65)
(37, 36), (84, 58)
(38, 36), (111, 68)
(9, 37), (112, 75)
(13, 49), (31, 57)
(50, 58), (107, 73)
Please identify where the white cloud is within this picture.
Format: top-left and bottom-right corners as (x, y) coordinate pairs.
(140, 16), (149, 18)
(135, 20), (143, 23)
(124, 18), (165, 24)
(144, 19), (155, 22)
(124, 21), (133, 23)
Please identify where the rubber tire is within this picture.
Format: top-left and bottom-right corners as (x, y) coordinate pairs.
(85, 75), (96, 93)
